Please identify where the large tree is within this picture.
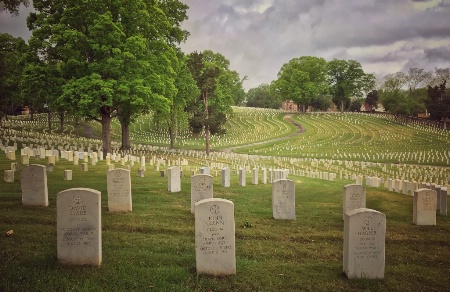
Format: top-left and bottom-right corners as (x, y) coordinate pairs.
(27, 0), (188, 157)
(152, 52), (199, 149)
(273, 56), (328, 112)
(246, 83), (281, 109)
(427, 80), (450, 129)
(379, 72), (424, 116)
(0, 33), (27, 123)
(0, 0), (29, 14)
(186, 50), (237, 155)
(327, 59), (375, 112)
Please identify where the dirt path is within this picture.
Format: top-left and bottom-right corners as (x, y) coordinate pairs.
(221, 114), (304, 153)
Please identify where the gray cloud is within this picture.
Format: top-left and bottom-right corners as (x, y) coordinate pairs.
(2, 0), (450, 90)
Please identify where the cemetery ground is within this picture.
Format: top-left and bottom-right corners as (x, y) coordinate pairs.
(1, 156), (450, 291)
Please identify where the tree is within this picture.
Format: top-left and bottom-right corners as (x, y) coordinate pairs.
(186, 50), (237, 155)
(246, 83), (281, 109)
(426, 80), (450, 129)
(27, 0), (189, 157)
(152, 53), (199, 149)
(406, 68), (432, 93)
(379, 72), (424, 116)
(0, 0), (29, 15)
(310, 95), (333, 112)
(0, 33), (27, 123)
(327, 59), (375, 112)
(273, 56), (328, 112)
(365, 90), (379, 111)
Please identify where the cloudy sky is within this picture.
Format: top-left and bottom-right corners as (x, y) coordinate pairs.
(2, 0), (450, 90)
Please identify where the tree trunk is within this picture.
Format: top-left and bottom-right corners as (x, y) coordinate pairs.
(169, 124), (175, 149)
(59, 111), (64, 132)
(203, 91), (210, 155)
(119, 119), (131, 150)
(101, 114), (112, 159)
(205, 124), (210, 155)
(340, 100), (344, 113)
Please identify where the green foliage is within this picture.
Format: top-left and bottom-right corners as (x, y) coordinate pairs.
(273, 56), (328, 112)
(0, 33), (27, 116)
(27, 0), (189, 155)
(0, 0), (29, 14)
(186, 50), (241, 152)
(328, 59), (375, 112)
(246, 83), (282, 109)
(365, 90), (378, 110)
(426, 80), (450, 123)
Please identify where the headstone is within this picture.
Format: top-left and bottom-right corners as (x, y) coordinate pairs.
(272, 179), (296, 220)
(191, 174), (213, 213)
(238, 168), (246, 186)
(343, 184), (366, 220)
(81, 163), (88, 172)
(64, 170), (72, 180)
(195, 198), (236, 275)
(4, 170), (14, 182)
(168, 166), (181, 192)
(221, 167), (230, 188)
(413, 188), (437, 225)
(107, 168), (132, 212)
(21, 155), (29, 165)
(200, 166), (210, 175)
(440, 187), (447, 216)
(343, 208), (386, 279)
(56, 188), (102, 266)
(46, 163), (54, 172)
(252, 168), (258, 185)
(20, 164), (48, 206)
(262, 168), (267, 184)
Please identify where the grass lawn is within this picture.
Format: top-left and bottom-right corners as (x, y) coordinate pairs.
(1, 156), (449, 291)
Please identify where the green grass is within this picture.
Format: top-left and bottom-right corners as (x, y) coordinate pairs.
(1, 155), (450, 291)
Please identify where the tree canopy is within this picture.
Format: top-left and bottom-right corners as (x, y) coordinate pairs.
(186, 50), (241, 154)
(26, 0), (189, 156)
(0, 33), (27, 120)
(273, 56), (328, 112)
(328, 59), (375, 112)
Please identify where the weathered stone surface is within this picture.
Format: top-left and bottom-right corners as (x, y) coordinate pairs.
(57, 188), (102, 266)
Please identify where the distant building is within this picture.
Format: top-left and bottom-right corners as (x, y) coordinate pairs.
(360, 103), (385, 112)
(281, 100), (299, 111)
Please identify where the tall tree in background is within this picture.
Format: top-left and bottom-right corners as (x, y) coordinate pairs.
(153, 53), (199, 149)
(379, 72), (424, 116)
(27, 0), (189, 156)
(0, 0), (29, 14)
(0, 33), (27, 124)
(406, 68), (432, 93)
(327, 59), (375, 112)
(246, 83), (281, 108)
(365, 90), (379, 111)
(273, 56), (328, 112)
(186, 50), (238, 155)
(427, 80), (450, 129)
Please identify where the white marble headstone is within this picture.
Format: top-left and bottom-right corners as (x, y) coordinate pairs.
(272, 179), (296, 220)
(107, 168), (132, 212)
(20, 164), (48, 206)
(343, 208), (386, 279)
(195, 198), (236, 275)
(343, 184), (366, 220)
(191, 174), (213, 213)
(57, 188), (102, 266)
(413, 188), (437, 225)
(168, 166), (181, 192)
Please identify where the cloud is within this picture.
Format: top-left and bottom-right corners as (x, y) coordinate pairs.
(2, 0), (450, 91)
